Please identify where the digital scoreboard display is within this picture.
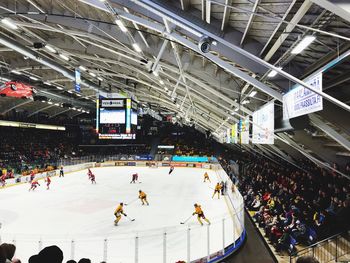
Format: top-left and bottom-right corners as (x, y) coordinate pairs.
(97, 98), (138, 139)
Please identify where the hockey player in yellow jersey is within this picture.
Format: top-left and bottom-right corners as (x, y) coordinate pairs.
(212, 182), (222, 199)
(192, 203), (210, 226)
(203, 172), (211, 182)
(138, 190), (149, 205)
(114, 203), (127, 225)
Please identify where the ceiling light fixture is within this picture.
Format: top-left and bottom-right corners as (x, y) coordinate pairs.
(249, 91), (257, 97)
(89, 72), (96, 77)
(67, 90), (73, 94)
(11, 70), (21, 75)
(291, 36), (316, 54)
(45, 45), (56, 53)
(115, 19), (128, 33)
(267, 67), (282, 78)
(132, 43), (142, 53)
(1, 18), (18, 30)
(59, 53), (70, 61)
(56, 86), (63, 90)
(79, 65), (87, 71)
(0, 77), (10, 82)
(159, 80), (164, 85)
(29, 76), (39, 81)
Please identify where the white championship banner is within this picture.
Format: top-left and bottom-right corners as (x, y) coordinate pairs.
(283, 72), (323, 120)
(252, 101), (274, 144)
(240, 117), (250, 144)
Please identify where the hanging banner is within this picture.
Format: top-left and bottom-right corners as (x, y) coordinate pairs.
(283, 72), (323, 120)
(252, 101), (274, 144)
(231, 123), (238, 144)
(240, 117), (250, 144)
(75, 68), (81, 92)
(226, 128), (231, 143)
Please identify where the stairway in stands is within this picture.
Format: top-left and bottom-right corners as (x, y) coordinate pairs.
(290, 231), (350, 263)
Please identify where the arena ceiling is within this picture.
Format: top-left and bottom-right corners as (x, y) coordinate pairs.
(0, 0), (349, 174)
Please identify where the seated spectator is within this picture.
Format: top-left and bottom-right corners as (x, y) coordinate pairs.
(296, 256), (320, 263)
(30, 245), (63, 263)
(0, 243), (16, 263)
(0, 246), (6, 263)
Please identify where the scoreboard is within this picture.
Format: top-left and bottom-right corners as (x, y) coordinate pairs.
(96, 98), (138, 139)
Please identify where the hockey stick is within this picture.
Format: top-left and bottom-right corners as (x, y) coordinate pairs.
(180, 215), (193, 224)
(126, 215), (135, 222)
(125, 198), (138, 206)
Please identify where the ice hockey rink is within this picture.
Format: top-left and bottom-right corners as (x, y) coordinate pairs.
(0, 166), (243, 262)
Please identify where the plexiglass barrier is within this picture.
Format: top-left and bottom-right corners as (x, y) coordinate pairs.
(0, 163), (245, 263)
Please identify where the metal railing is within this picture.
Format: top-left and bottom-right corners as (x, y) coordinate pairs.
(290, 231), (350, 263)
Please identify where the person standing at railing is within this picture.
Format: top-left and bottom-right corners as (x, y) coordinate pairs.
(59, 166), (64, 177)
(192, 203), (210, 226)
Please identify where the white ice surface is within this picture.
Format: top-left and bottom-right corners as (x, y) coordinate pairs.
(0, 167), (238, 263)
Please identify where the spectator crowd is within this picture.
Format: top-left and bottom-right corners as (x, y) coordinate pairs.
(0, 242), (106, 263)
(238, 156), (350, 254)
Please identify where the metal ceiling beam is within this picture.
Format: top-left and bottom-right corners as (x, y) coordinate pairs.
(14, 15), (260, 117)
(278, 133), (349, 180)
(167, 32), (283, 101)
(240, 0), (261, 46)
(0, 33), (101, 92)
(263, 0), (313, 61)
(259, 0), (297, 56)
(323, 70), (350, 91)
(179, 0), (190, 11)
(206, 0), (211, 24)
(151, 39), (169, 74)
(201, 0), (206, 21)
(310, 0), (350, 23)
(27, 104), (55, 117)
(130, 0), (350, 112)
(221, 0), (232, 31)
(309, 114), (350, 152)
(49, 108), (71, 118)
(1, 100), (33, 115)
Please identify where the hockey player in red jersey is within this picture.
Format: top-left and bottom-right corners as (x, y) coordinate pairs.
(30, 171), (35, 182)
(45, 176), (51, 190)
(0, 174), (6, 187)
(90, 173), (96, 184)
(130, 173), (138, 184)
(87, 168), (93, 179)
(29, 180), (40, 191)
